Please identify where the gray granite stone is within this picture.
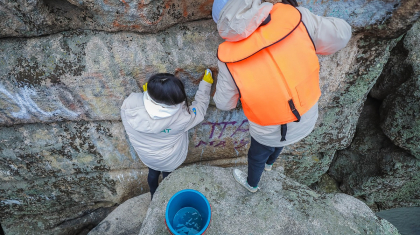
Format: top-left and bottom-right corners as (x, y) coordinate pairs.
(139, 165), (400, 235)
(88, 193), (150, 235)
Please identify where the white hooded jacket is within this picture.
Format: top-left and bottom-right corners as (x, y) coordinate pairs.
(121, 81), (211, 172)
(214, 0), (352, 147)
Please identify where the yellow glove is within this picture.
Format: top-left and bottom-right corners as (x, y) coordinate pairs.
(202, 69), (213, 84)
(143, 83), (147, 92)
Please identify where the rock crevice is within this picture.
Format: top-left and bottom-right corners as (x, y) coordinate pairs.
(328, 20), (420, 211)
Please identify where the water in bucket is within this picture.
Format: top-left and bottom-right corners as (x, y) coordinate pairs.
(173, 207), (203, 235)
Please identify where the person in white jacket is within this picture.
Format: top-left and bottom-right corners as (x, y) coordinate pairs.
(121, 70), (213, 199)
(212, 0), (352, 192)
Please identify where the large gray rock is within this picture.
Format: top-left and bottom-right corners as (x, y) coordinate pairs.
(0, 20), (221, 126)
(0, 20), (222, 234)
(0, 0), (214, 38)
(380, 77), (420, 158)
(0, 121), (150, 234)
(88, 193), (150, 235)
(1, 1), (420, 234)
(362, 0), (420, 38)
(405, 19), (420, 76)
(0, 18), (395, 189)
(329, 98), (420, 210)
(139, 165), (399, 235)
(2, 0), (418, 38)
(0, 13), (401, 235)
(329, 19), (420, 213)
(380, 20), (420, 158)
(330, 146), (420, 211)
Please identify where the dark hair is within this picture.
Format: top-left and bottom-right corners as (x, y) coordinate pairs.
(282, 0), (298, 7)
(147, 73), (190, 113)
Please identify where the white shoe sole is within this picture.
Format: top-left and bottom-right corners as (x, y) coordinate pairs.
(233, 170), (258, 193)
(264, 164), (272, 171)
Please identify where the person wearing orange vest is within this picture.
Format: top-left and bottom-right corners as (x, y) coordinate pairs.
(212, 0), (351, 192)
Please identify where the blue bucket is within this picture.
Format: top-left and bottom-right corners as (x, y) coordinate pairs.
(165, 189), (211, 235)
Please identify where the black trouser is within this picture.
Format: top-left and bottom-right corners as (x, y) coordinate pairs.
(148, 167), (171, 199)
(247, 137), (283, 187)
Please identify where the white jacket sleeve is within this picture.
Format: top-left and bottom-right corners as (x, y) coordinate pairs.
(184, 80), (212, 131)
(213, 60), (240, 110)
(298, 7), (352, 55)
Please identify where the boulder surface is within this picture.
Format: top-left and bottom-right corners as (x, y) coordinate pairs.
(88, 193), (150, 235)
(139, 165), (399, 235)
(1, 0), (417, 38)
(1, 0), (420, 234)
(380, 20), (420, 159)
(329, 98), (420, 210)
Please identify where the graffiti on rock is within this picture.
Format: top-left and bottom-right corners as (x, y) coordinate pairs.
(195, 120), (250, 149)
(1, 200), (22, 205)
(0, 84), (79, 120)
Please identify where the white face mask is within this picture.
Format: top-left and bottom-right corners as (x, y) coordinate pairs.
(143, 91), (182, 119)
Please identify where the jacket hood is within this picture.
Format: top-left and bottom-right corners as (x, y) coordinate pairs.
(121, 93), (178, 134)
(217, 0), (273, 42)
(143, 91), (181, 120)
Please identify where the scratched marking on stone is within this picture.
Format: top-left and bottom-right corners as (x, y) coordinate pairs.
(0, 170), (12, 176)
(0, 84), (79, 120)
(202, 121), (237, 139)
(1, 200), (22, 205)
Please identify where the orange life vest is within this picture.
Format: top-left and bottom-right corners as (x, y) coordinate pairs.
(218, 3), (320, 128)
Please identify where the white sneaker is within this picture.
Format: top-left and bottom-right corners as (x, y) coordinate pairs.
(233, 169), (259, 193)
(265, 163), (273, 171)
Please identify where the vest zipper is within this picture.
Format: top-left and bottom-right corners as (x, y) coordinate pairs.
(266, 50), (293, 100)
(267, 49), (301, 123)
